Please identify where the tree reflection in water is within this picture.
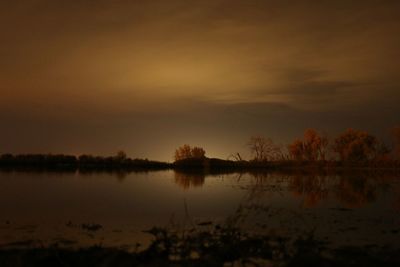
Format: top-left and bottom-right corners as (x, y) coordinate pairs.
(174, 171), (205, 189)
(288, 174), (329, 208)
(172, 169), (398, 209)
(242, 170), (397, 209)
(172, 169), (400, 243)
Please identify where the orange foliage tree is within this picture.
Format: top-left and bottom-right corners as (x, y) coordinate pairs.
(391, 126), (400, 160)
(288, 129), (329, 161)
(288, 139), (304, 161)
(333, 128), (377, 162)
(303, 129), (329, 161)
(174, 145), (206, 161)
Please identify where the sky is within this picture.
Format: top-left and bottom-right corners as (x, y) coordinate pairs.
(1, 0), (400, 161)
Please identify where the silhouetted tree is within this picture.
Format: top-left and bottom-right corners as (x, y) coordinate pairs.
(174, 145), (206, 161)
(0, 154), (14, 164)
(191, 146), (206, 159)
(115, 150), (127, 163)
(174, 144), (192, 161)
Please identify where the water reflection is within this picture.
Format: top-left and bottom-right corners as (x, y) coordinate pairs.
(174, 171), (205, 189)
(287, 175), (327, 207)
(286, 173), (384, 209)
(174, 169), (400, 210)
(0, 169), (399, 251)
(335, 176), (378, 208)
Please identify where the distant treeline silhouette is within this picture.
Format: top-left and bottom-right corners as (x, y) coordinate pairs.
(0, 151), (171, 171)
(1, 127), (400, 171)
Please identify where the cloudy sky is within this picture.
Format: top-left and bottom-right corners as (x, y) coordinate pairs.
(1, 0), (399, 160)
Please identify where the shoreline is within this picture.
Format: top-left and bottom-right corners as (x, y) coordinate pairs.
(0, 153), (399, 174)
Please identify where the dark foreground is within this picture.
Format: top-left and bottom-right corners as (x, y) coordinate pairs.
(1, 224), (399, 267)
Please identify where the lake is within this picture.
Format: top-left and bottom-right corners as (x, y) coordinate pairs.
(0, 170), (399, 251)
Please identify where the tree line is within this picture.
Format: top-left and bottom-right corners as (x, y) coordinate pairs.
(174, 127), (400, 167)
(0, 151), (170, 170)
(1, 126), (399, 170)
(249, 127), (400, 163)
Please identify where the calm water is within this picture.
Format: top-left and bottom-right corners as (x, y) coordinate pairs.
(0, 170), (399, 250)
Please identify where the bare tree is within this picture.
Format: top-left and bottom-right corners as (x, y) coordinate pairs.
(228, 152), (243, 161)
(247, 136), (280, 161)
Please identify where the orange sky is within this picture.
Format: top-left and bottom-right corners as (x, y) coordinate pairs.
(1, 0), (400, 160)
